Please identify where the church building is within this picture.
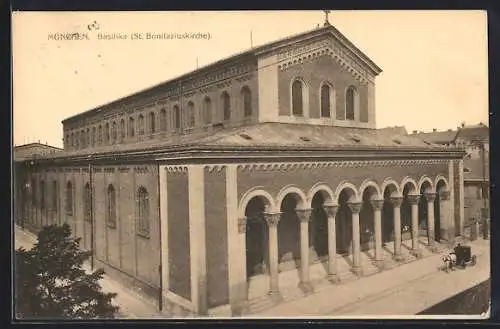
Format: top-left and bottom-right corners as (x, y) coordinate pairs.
(15, 16), (466, 316)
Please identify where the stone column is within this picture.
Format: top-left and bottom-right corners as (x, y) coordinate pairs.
(407, 194), (422, 258)
(390, 196), (404, 261)
(347, 202), (363, 276)
(425, 192), (438, 252)
(263, 212), (283, 302)
(439, 190), (452, 244)
(296, 208), (313, 294)
(323, 204), (340, 283)
(370, 198), (384, 268)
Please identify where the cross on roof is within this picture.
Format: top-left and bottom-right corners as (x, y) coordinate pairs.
(323, 10), (331, 26)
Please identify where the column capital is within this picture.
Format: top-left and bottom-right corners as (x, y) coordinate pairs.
(390, 196), (404, 208)
(370, 198), (384, 211)
(323, 203), (339, 217)
(347, 201), (363, 214)
(264, 212), (282, 227)
(407, 194), (420, 205)
(439, 190), (451, 200)
(238, 217), (247, 234)
(296, 208), (313, 223)
(424, 192), (437, 202)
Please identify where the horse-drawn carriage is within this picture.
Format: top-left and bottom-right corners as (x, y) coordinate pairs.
(442, 243), (477, 272)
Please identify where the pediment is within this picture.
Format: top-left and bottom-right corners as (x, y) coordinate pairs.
(275, 34), (375, 85)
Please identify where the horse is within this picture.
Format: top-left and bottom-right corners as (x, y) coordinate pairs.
(442, 252), (457, 272)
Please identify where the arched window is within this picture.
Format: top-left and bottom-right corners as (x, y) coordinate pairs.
(292, 79), (304, 116)
(138, 114), (145, 136)
(221, 92), (231, 121)
(203, 97), (212, 125)
(98, 125), (103, 145)
(40, 180), (45, 210)
(52, 180), (58, 212)
(83, 183), (91, 222)
(241, 86), (252, 117)
(346, 86), (356, 120)
(120, 119), (126, 140)
(320, 84), (332, 118)
(86, 128), (90, 147)
(149, 112), (156, 134)
(187, 101), (195, 127)
(159, 109), (167, 132)
(92, 127), (96, 146)
(136, 187), (150, 237)
(129, 117), (135, 137)
(107, 184), (117, 228)
(76, 131), (80, 148)
(173, 105), (181, 130)
(81, 129), (86, 148)
(111, 121), (117, 143)
(71, 133), (75, 148)
(105, 123), (110, 142)
(66, 181), (73, 215)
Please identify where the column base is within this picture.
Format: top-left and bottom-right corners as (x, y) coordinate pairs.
(268, 290), (283, 304)
(410, 249), (423, 258)
(374, 259), (386, 271)
(429, 244), (440, 253)
(298, 281), (314, 295)
(327, 273), (341, 284)
(351, 266), (363, 277)
(393, 253), (405, 262)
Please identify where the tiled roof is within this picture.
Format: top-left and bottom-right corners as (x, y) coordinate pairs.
(38, 123), (451, 160)
(457, 124), (489, 142)
(413, 130), (459, 144)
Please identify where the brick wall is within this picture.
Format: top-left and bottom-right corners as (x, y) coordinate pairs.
(237, 162), (449, 204)
(167, 170), (191, 301)
(277, 55), (371, 126)
(204, 167), (229, 308)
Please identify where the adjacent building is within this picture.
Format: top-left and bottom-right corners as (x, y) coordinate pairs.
(413, 123), (489, 223)
(14, 20), (466, 316)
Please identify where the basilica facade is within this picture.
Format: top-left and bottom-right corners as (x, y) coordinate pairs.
(15, 21), (466, 316)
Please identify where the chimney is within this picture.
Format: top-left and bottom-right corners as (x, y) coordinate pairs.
(461, 122), (465, 128)
(412, 130), (417, 134)
(433, 128), (437, 132)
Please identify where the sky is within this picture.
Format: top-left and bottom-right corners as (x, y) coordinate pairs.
(12, 10), (488, 148)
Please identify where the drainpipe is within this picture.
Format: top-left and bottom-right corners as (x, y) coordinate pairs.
(156, 163), (163, 312)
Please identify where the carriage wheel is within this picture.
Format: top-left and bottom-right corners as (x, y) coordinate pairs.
(471, 255), (477, 266)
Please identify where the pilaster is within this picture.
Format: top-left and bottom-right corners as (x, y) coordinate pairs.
(159, 165), (169, 301)
(188, 165), (207, 315)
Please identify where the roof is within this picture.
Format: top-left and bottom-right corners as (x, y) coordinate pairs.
(31, 122), (461, 162)
(412, 123), (489, 145)
(457, 124), (489, 142)
(412, 130), (459, 144)
(14, 143), (63, 161)
(62, 23), (383, 125)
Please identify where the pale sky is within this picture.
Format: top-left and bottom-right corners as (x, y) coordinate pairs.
(12, 10), (488, 148)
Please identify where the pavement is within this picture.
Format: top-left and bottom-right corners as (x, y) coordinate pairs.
(250, 238), (490, 319)
(15, 226), (490, 319)
(14, 226), (165, 319)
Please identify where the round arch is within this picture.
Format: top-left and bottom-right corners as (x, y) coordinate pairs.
(434, 175), (449, 192)
(418, 175), (434, 193)
(276, 184), (308, 210)
(238, 187), (276, 218)
(334, 180), (360, 203)
(400, 176), (418, 194)
(381, 178), (402, 197)
(359, 179), (382, 200)
(318, 80), (336, 118)
(307, 182), (336, 207)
